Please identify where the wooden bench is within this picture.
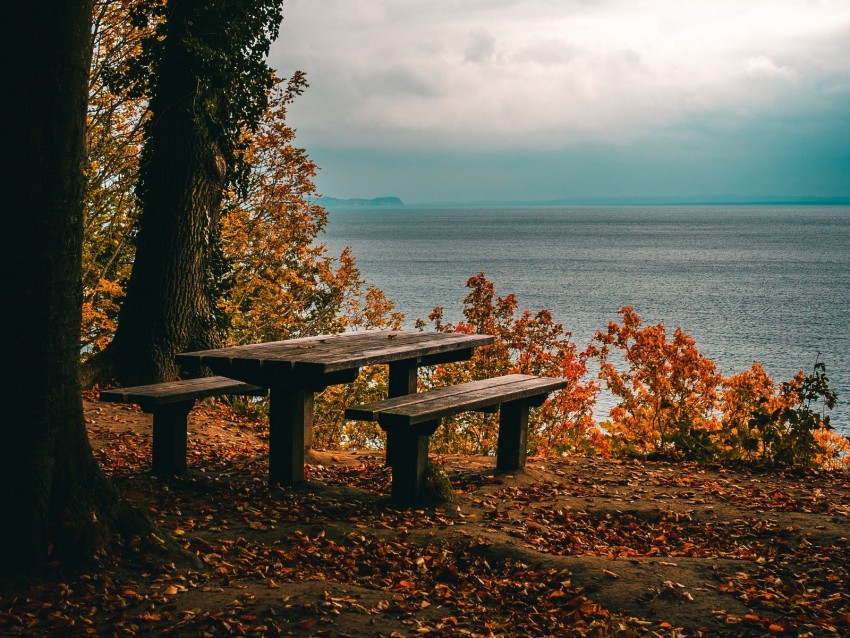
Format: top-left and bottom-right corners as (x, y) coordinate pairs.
(345, 374), (567, 503)
(100, 376), (265, 474)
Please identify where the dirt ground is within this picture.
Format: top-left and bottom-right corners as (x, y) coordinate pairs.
(2, 396), (850, 637)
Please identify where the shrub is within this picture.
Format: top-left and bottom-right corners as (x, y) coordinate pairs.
(416, 273), (600, 457)
(589, 307), (722, 459)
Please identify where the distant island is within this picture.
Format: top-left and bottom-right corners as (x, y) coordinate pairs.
(321, 196), (403, 208)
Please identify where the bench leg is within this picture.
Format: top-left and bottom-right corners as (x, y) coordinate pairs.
(388, 423), (434, 504)
(268, 386), (313, 487)
(497, 399), (529, 471)
(151, 401), (194, 474)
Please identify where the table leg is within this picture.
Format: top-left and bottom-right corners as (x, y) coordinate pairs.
(388, 361), (417, 396)
(389, 425), (433, 504)
(268, 386), (313, 487)
(386, 361), (418, 467)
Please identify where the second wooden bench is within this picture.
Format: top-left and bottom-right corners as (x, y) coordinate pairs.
(100, 376), (265, 474)
(345, 373), (567, 503)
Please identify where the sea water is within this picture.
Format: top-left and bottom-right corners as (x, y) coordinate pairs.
(321, 205), (850, 434)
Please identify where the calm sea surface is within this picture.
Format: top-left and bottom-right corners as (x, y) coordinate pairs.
(322, 205), (850, 433)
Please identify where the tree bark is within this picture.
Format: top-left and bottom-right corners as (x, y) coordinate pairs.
(1, 0), (123, 581)
(83, 0), (225, 387)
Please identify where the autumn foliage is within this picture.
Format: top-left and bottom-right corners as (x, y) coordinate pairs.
(721, 361), (846, 467)
(216, 72), (403, 347)
(589, 307), (843, 466)
(81, 0), (400, 354)
(388, 276), (843, 468)
(414, 273), (601, 457)
(80, 2), (843, 469)
(590, 306), (723, 459)
(81, 0), (150, 355)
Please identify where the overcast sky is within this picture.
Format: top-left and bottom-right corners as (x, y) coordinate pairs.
(269, 0), (850, 203)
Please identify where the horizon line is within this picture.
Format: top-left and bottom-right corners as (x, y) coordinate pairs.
(323, 194), (850, 207)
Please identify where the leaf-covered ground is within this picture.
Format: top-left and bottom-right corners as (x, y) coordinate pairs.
(3, 397), (850, 637)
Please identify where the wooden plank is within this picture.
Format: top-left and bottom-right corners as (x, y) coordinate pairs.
(346, 374), (567, 426)
(346, 374), (543, 418)
(270, 332), (425, 370)
(298, 334), (494, 372)
(177, 345), (296, 376)
(220, 332), (485, 371)
(177, 331), (493, 377)
(174, 335), (339, 376)
(245, 331), (407, 364)
(419, 347), (475, 366)
(317, 332), (490, 361)
(100, 376), (264, 409)
(177, 331), (402, 362)
(236, 332), (486, 364)
(175, 332), (345, 359)
(293, 331), (467, 361)
(392, 378), (566, 424)
(180, 357), (266, 384)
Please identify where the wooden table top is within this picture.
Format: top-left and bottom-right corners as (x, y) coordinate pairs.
(176, 331), (494, 378)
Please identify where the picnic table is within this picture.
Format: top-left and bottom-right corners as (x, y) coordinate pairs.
(175, 331), (493, 486)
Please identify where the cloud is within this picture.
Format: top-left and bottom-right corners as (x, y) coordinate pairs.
(271, 0), (850, 154)
(363, 68), (438, 97)
(305, 103), (850, 202)
(745, 55), (797, 81)
(464, 29), (498, 63)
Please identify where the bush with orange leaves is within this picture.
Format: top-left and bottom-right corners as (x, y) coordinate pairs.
(722, 360), (844, 467)
(415, 273), (601, 457)
(589, 307), (722, 460)
(590, 308), (844, 466)
(405, 278), (844, 467)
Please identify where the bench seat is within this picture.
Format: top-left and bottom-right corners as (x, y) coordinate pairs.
(100, 376), (265, 473)
(346, 374), (567, 503)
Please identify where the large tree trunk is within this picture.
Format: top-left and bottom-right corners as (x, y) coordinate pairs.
(1, 0), (123, 581)
(83, 0), (224, 387)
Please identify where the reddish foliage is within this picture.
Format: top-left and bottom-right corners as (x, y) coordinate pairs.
(417, 273), (601, 457)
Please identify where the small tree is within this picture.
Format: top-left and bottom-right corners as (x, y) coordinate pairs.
(417, 273), (599, 456)
(719, 362), (779, 460)
(590, 307), (721, 459)
(720, 360), (846, 466)
(217, 73), (388, 344)
(747, 361), (840, 466)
